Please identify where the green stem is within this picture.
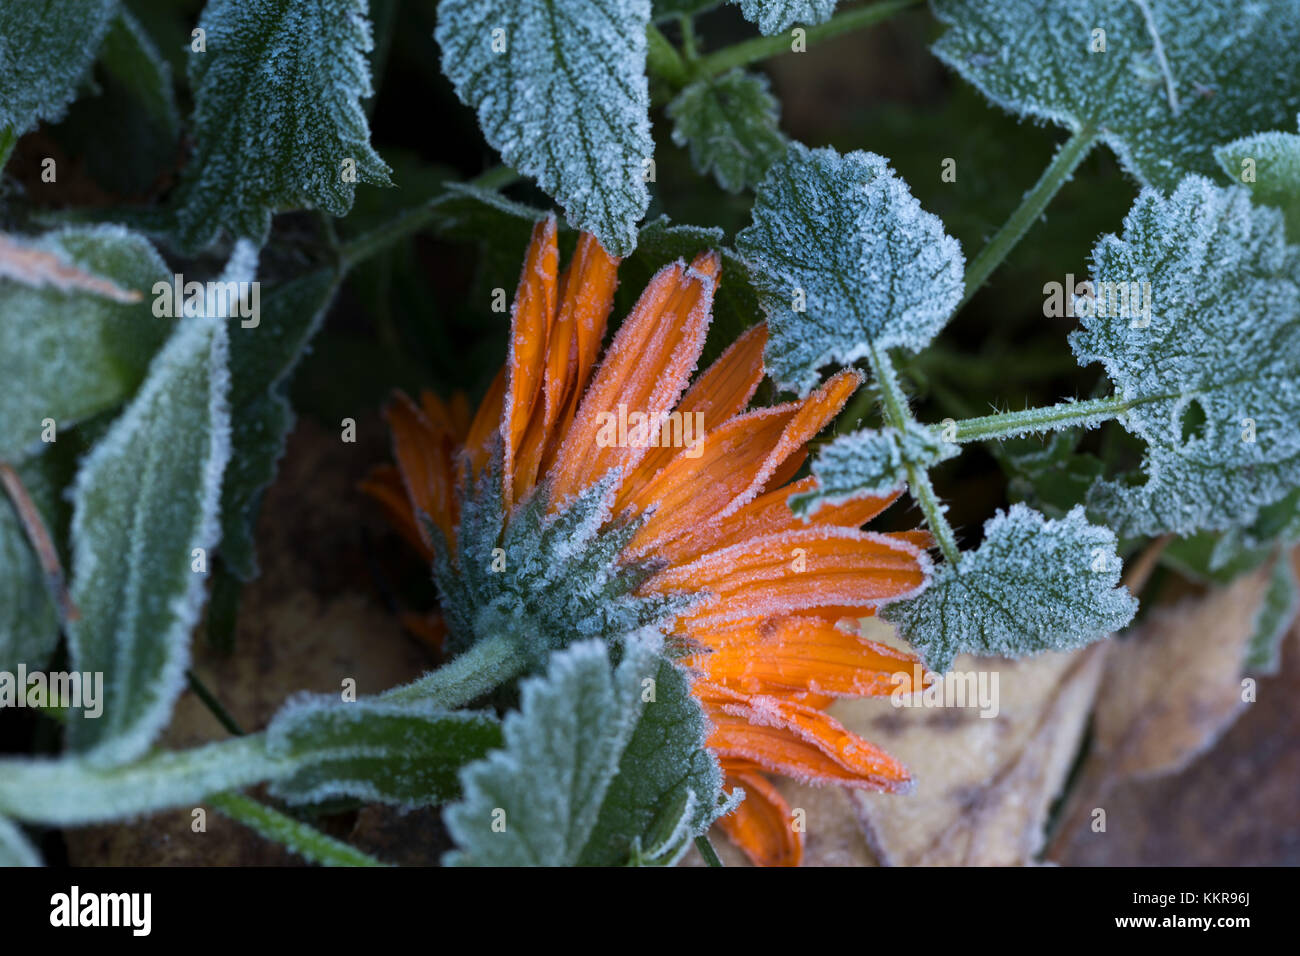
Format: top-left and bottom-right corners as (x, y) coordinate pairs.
(867, 347), (962, 565)
(695, 834), (724, 867)
(0, 126), (16, 172)
(947, 394), (1130, 443)
(187, 670), (247, 736)
(696, 0), (922, 78)
(646, 23), (691, 87)
(958, 125), (1097, 310)
(383, 632), (526, 708)
(209, 792), (386, 867)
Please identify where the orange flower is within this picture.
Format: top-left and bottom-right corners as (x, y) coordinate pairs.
(363, 216), (932, 867)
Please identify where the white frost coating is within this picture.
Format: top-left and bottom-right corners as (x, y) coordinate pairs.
(172, 0), (391, 252)
(64, 248), (251, 768)
(435, 0), (652, 256)
(881, 504), (1138, 672)
(443, 635), (725, 866)
(1070, 177), (1300, 537)
(0, 0), (116, 136)
(0, 816), (41, 867)
(791, 421), (958, 516)
(931, 0), (1300, 190)
(735, 144), (965, 396)
(1215, 116), (1300, 242)
(666, 69), (786, 193)
(733, 0), (838, 35)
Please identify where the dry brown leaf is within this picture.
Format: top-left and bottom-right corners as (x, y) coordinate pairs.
(0, 232), (142, 303)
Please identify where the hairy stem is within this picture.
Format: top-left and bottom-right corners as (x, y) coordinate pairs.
(958, 125), (1098, 310)
(646, 23), (691, 87)
(383, 631), (526, 709)
(695, 834), (724, 867)
(945, 394), (1130, 443)
(696, 0), (922, 78)
(867, 346), (963, 565)
(210, 792), (386, 867)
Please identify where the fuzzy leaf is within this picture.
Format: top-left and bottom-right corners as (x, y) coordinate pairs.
(791, 422), (958, 516)
(101, 9), (180, 141)
(435, 0), (653, 256)
(0, 0), (116, 137)
(1243, 553), (1299, 676)
(932, 0), (1300, 189)
(265, 695), (502, 808)
(1216, 117), (1300, 243)
(736, 144), (964, 396)
(732, 0), (838, 35)
(0, 226), (170, 461)
(171, 0), (391, 251)
(0, 459), (61, 673)
(1070, 178), (1300, 537)
(667, 69), (786, 193)
(64, 248), (247, 766)
(444, 637), (727, 866)
(882, 504), (1138, 672)
(221, 269), (339, 580)
(0, 817), (40, 867)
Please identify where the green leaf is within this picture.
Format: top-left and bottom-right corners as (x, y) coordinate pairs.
(0, 0), (117, 137)
(732, 0), (838, 35)
(435, 0), (653, 256)
(667, 69), (786, 193)
(1216, 116), (1300, 243)
(653, 0), (720, 21)
(932, 0), (1300, 190)
(64, 247), (245, 766)
(1070, 178), (1300, 537)
(0, 817), (40, 867)
(0, 459), (61, 673)
(265, 695), (503, 808)
(994, 431), (1105, 520)
(171, 0), (391, 251)
(790, 422), (958, 516)
(101, 9), (180, 141)
(1243, 552), (1299, 676)
(0, 226), (171, 461)
(881, 504), (1138, 671)
(444, 637), (728, 866)
(220, 269), (340, 580)
(735, 143), (965, 396)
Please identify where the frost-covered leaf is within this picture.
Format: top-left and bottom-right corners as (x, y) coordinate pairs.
(790, 422), (957, 516)
(435, 0), (653, 256)
(994, 431), (1105, 520)
(0, 226), (170, 461)
(221, 269), (339, 580)
(732, 0), (838, 35)
(932, 0), (1300, 190)
(1070, 178), (1300, 537)
(736, 144), (964, 396)
(667, 69), (786, 193)
(0, 0), (117, 137)
(100, 9), (180, 142)
(1243, 552), (1299, 676)
(64, 248), (246, 766)
(654, 0), (720, 20)
(265, 695), (502, 808)
(1216, 117), (1300, 243)
(0, 817), (40, 867)
(171, 0), (391, 251)
(881, 504), (1137, 672)
(0, 459), (61, 674)
(444, 637), (727, 866)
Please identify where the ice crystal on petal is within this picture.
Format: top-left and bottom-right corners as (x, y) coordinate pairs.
(932, 0), (1300, 189)
(882, 505), (1137, 672)
(436, 0), (653, 256)
(1070, 178), (1300, 537)
(736, 144), (964, 396)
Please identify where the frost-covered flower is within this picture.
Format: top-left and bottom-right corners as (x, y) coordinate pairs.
(364, 217), (932, 866)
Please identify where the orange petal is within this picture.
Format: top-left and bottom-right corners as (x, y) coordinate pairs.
(399, 611), (448, 656)
(383, 392), (455, 546)
(647, 526), (931, 630)
(700, 684), (911, 790)
(502, 215), (560, 509)
(463, 367), (506, 481)
(359, 465), (430, 560)
(717, 770), (802, 867)
(547, 253), (718, 508)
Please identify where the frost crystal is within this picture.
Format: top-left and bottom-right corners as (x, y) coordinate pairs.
(171, 0), (391, 252)
(882, 504), (1138, 672)
(932, 0), (1300, 190)
(0, 816), (40, 867)
(1216, 116), (1300, 243)
(736, 144), (964, 396)
(0, 460), (60, 674)
(436, 0), (653, 257)
(1070, 178), (1300, 537)
(732, 0), (839, 35)
(790, 422), (958, 516)
(444, 636), (728, 866)
(0, 0), (116, 137)
(64, 248), (246, 767)
(667, 69), (786, 193)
